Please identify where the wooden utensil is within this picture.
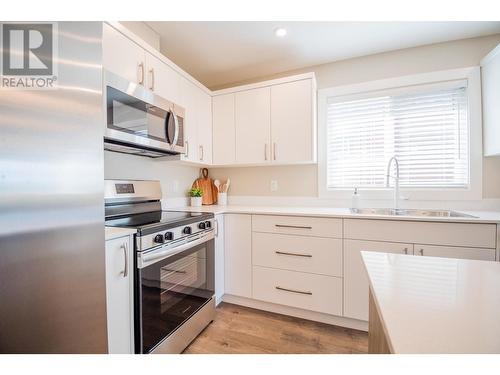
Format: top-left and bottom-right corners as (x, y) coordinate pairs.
(192, 168), (218, 205)
(214, 179), (221, 193)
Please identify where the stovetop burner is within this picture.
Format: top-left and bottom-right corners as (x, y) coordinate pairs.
(105, 210), (213, 236)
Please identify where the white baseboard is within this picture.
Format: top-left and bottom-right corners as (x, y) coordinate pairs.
(221, 294), (368, 332)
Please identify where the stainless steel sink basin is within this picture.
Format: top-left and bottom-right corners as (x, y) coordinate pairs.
(349, 208), (477, 218)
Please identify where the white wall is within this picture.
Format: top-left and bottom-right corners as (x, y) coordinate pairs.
(104, 151), (199, 205)
(210, 34), (500, 200)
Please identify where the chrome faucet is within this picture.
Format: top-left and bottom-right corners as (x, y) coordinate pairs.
(386, 156), (400, 209)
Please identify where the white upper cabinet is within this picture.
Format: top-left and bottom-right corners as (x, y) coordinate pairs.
(213, 73), (317, 167)
(196, 89), (213, 165)
(145, 53), (181, 104)
(212, 93), (236, 165)
(179, 79), (199, 163)
(481, 43), (500, 156)
(103, 23), (146, 85)
(271, 79), (316, 164)
(179, 78), (212, 165)
(235, 87), (271, 164)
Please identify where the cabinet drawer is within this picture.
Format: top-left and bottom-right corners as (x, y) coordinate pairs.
(344, 219), (496, 248)
(414, 244), (496, 261)
(252, 266), (342, 315)
(252, 232), (342, 276)
(252, 215), (342, 238)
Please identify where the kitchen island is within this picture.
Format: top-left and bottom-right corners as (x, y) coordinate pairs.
(362, 251), (500, 353)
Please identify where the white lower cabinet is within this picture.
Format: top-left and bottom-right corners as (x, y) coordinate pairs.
(252, 266), (342, 316)
(344, 239), (413, 321)
(222, 214), (498, 327)
(252, 232), (342, 277)
(413, 244), (496, 261)
(105, 235), (134, 354)
(224, 214), (252, 298)
(214, 214), (225, 305)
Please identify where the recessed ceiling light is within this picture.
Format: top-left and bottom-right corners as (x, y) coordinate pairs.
(274, 27), (287, 37)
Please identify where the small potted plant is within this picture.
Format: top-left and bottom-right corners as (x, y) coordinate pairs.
(189, 187), (203, 207)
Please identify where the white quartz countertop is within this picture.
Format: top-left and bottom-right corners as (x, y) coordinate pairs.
(362, 251), (500, 353)
(169, 205), (500, 223)
(105, 226), (136, 241)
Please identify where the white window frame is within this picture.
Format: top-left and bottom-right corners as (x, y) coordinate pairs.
(318, 66), (482, 201)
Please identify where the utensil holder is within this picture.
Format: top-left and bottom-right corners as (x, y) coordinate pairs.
(217, 192), (227, 206)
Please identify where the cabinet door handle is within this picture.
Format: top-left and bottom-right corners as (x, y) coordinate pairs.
(185, 141), (189, 157)
(403, 247), (408, 255)
(137, 62), (145, 85)
(273, 142), (277, 160)
(275, 224), (312, 230)
(275, 286), (312, 295)
(419, 248), (424, 256)
(121, 243), (128, 278)
(149, 68), (155, 90)
(264, 143), (268, 161)
(199, 145), (204, 161)
(214, 218), (219, 237)
(275, 251), (312, 258)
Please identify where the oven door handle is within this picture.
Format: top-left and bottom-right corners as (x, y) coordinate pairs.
(138, 231), (214, 269)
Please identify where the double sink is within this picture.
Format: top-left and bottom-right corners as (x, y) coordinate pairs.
(349, 208), (477, 218)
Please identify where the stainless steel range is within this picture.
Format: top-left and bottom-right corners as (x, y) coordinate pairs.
(104, 179), (215, 354)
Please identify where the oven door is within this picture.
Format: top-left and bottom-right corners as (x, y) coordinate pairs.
(136, 232), (214, 354)
(104, 71), (185, 155)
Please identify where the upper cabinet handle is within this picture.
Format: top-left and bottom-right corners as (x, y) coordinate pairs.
(273, 142), (277, 161)
(137, 62), (145, 85)
(264, 143), (268, 161)
(149, 68), (155, 90)
(185, 141), (189, 157)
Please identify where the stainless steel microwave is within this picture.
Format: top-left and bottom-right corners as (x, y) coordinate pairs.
(104, 71), (186, 158)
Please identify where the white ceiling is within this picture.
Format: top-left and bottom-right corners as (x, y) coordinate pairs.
(146, 21), (500, 89)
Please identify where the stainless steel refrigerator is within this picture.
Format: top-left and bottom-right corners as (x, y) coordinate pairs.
(0, 22), (108, 353)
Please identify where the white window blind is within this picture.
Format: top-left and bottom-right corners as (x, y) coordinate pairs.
(326, 82), (469, 189)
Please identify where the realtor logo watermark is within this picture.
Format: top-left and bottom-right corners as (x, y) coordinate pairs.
(1, 22), (58, 89)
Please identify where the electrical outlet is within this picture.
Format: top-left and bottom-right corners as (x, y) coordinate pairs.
(270, 180), (278, 192)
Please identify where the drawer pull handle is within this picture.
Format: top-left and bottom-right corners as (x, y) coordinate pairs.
(275, 286), (312, 295)
(275, 251), (312, 258)
(275, 224), (312, 230)
(163, 269), (187, 274)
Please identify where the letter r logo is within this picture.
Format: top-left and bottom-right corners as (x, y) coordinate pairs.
(2, 23), (53, 76)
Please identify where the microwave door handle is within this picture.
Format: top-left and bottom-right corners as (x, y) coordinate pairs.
(171, 109), (180, 147)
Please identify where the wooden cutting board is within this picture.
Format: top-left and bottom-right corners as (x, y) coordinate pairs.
(192, 168), (218, 205)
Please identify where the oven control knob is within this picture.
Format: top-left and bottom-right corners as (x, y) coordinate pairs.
(198, 222), (206, 230)
(204, 221), (211, 228)
(164, 232), (173, 241)
(153, 234), (164, 244)
(183, 226), (192, 235)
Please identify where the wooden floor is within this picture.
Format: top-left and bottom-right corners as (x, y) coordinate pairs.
(183, 302), (368, 354)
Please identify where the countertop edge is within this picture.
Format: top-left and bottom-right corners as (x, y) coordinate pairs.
(105, 226), (136, 241)
(167, 205), (500, 224)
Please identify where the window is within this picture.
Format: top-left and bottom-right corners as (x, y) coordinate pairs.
(318, 68), (482, 201)
(326, 83), (469, 190)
